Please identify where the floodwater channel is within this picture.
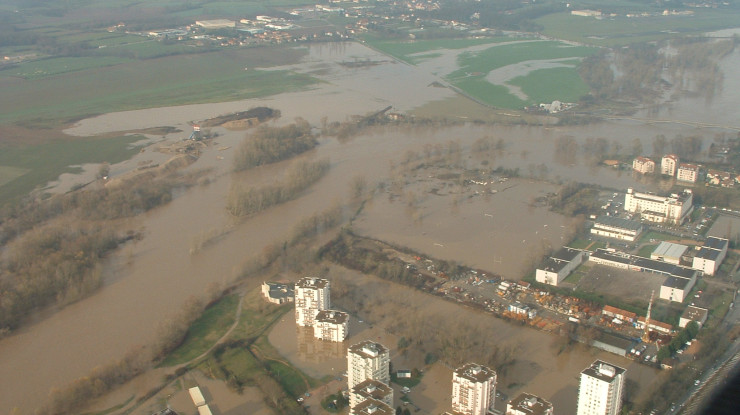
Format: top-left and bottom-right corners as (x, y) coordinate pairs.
(2, 39), (740, 413)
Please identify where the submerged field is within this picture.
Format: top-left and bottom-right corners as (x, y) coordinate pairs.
(365, 37), (595, 109)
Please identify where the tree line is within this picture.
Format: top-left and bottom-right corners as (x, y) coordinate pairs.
(227, 158), (330, 217)
(233, 118), (317, 171)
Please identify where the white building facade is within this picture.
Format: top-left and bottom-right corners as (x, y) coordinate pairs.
(661, 154), (679, 176)
(295, 277), (330, 327)
(624, 188), (693, 224)
(677, 163), (699, 183)
(576, 360), (626, 415)
(347, 341), (390, 390)
(632, 157), (655, 174)
(451, 363), (497, 415)
(313, 310), (349, 342)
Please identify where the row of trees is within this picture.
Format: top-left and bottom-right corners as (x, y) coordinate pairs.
(227, 158), (330, 217)
(233, 118), (317, 171)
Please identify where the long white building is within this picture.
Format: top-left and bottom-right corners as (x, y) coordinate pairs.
(295, 276), (330, 327)
(576, 360), (626, 415)
(347, 341), (390, 390)
(624, 188), (693, 224)
(451, 363), (496, 415)
(590, 216), (644, 242)
(314, 310), (349, 342)
(535, 247), (585, 286)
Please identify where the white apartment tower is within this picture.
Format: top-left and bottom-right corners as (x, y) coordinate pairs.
(661, 154), (679, 176)
(314, 310), (349, 342)
(347, 341), (391, 390)
(576, 360), (626, 415)
(451, 363), (497, 415)
(295, 277), (330, 327)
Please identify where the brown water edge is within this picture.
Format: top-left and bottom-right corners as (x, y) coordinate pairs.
(354, 177), (569, 279)
(268, 264), (660, 414)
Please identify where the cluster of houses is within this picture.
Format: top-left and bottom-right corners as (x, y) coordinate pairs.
(632, 154), (739, 187)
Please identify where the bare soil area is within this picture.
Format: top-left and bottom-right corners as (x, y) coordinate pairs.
(577, 264), (665, 304)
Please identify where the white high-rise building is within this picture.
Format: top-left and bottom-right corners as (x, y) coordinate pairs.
(294, 276), (330, 327)
(314, 310), (349, 342)
(451, 363), (496, 415)
(576, 360), (626, 415)
(347, 341), (390, 390)
(661, 154), (679, 176)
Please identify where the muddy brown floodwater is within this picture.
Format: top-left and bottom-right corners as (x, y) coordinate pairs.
(2, 40), (739, 413)
(268, 265), (660, 415)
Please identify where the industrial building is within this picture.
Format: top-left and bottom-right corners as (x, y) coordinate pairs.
(679, 306), (709, 328)
(576, 360), (626, 415)
(590, 216), (644, 242)
(451, 363), (497, 415)
(692, 236), (729, 276)
(535, 247), (585, 286)
(650, 242), (688, 265)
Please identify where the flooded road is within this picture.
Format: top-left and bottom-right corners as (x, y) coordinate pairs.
(2, 40), (740, 413)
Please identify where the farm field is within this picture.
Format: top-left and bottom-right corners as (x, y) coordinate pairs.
(366, 37), (595, 109)
(0, 135), (145, 205)
(535, 10), (740, 47)
(0, 46), (316, 127)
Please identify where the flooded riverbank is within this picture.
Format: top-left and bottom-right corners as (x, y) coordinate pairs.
(2, 39), (739, 413)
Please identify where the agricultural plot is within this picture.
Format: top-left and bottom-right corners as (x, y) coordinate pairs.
(0, 47), (316, 126)
(367, 37), (595, 109)
(536, 10), (740, 47)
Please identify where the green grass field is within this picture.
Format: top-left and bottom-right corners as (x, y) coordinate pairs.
(1, 56), (132, 80)
(160, 294), (240, 367)
(0, 135), (145, 205)
(509, 66), (591, 104)
(536, 11), (740, 47)
(365, 36), (517, 63)
(637, 244), (659, 258)
(0, 46), (316, 127)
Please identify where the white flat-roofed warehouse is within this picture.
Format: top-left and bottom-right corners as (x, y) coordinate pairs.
(679, 305), (709, 328)
(590, 216), (644, 242)
(650, 242), (688, 265)
(692, 236), (729, 276)
(195, 19), (235, 29)
(535, 247), (584, 286)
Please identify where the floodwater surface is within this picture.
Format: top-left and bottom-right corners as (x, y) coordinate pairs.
(2, 40), (739, 413)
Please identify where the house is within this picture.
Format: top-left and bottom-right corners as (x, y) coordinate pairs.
(261, 281), (294, 304)
(632, 157), (655, 174)
(602, 305), (637, 323)
(636, 317), (673, 334)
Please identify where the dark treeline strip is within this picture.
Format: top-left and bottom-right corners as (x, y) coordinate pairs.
(233, 118), (317, 172)
(0, 169), (203, 334)
(227, 158), (330, 217)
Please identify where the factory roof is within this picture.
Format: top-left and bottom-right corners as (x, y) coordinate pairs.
(594, 216), (643, 231)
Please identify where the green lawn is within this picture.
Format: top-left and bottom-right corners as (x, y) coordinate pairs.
(1, 56), (132, 80)
(568, 238), (592, 249)
(0, 135), (145, 205)
(638, 231), (677, 244)
(160, 294), (240, 366)
(365, 36), (517, 63)
(637, 244), (658, 258)
(536, 11), (740, 47)
(0, 46), (315, 127)
(509, 66), (591, 104)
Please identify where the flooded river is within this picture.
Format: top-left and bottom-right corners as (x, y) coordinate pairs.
(2, 39), (740, 413)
